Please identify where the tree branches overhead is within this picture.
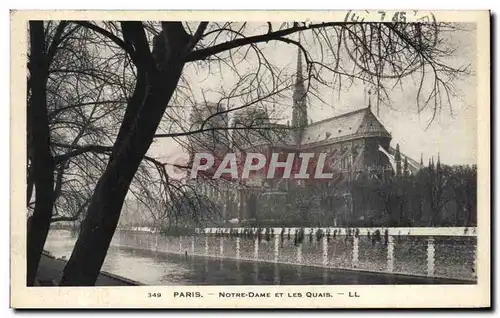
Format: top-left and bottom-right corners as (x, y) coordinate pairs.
(28, 19), (470, 228)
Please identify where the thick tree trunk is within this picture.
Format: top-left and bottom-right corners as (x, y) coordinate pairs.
(58, 154), (140, 285)
(26, 21), (55, 286)
(109, 69), (146, 162)
(59, 81), (180, 284)
(59, 24), (188, 284)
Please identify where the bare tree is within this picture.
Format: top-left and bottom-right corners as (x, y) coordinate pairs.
(26, 20), (470, 285)
(27, 21), (75, 286)
(27, 21), (185, 284)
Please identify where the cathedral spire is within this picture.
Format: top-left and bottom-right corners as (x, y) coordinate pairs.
(403, 157), (409, 177)
(368, 88), (372, 110)
(296, 43), (304, 84)
(395, 143), (402, 176)
(292, 35), (308, 143)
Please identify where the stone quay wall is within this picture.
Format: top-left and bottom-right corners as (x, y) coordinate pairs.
(111, 227), (477, 282)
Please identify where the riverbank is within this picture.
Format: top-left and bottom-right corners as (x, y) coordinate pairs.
(111, 229), (477, 282)
(43, 230), (475, 285)
(35, 252), (141, 286)
(114, 245), (473, 285)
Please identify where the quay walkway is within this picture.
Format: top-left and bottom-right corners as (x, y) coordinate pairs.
(35, 252), (141, 286)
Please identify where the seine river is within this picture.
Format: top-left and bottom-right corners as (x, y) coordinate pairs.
(44, 230), (468, 285)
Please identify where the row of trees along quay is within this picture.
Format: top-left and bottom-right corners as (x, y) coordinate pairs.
(151, 158), (476, 231)
(27, 20), (471, 286)
(192, 227), (390, 246)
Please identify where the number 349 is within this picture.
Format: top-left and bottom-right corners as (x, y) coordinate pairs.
(148, 293), (162, 298)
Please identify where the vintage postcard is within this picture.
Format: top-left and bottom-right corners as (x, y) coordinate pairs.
(11, 10), (490, 308)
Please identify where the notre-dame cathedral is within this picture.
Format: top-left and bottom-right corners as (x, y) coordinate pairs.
(187, 47), (422, 227)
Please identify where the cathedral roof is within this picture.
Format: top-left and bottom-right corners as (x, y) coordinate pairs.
(232, 107), (391, 151)
(300, 107), (391, 147)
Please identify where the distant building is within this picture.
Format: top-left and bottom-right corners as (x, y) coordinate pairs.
(188, 47), (421, 226)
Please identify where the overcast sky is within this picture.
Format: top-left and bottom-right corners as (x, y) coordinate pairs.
(149, 22), (477, 166)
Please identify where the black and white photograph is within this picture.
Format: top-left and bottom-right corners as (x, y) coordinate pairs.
(11, 10), (490, 308)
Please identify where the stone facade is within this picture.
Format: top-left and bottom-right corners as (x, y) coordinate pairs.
(188, 48), (421, 226)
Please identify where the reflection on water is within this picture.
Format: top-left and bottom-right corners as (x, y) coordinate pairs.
(44, 230), (469, 285)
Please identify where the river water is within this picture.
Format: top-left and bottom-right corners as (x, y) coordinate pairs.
(44, 230), (469, 285)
